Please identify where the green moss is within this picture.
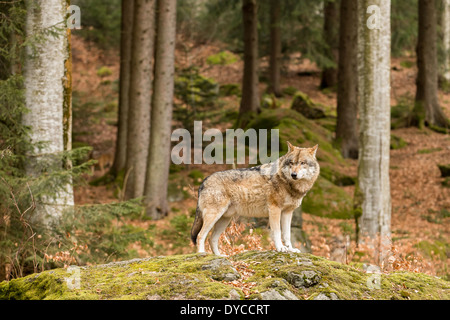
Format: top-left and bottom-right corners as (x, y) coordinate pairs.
(400, 60), (414, 69)
(417, 147), (442, 154)
(96, 66), (113, 77)
(206, 51), (239, 66)
(2, 251), (449, 300)
(302, 176), (353, 219)
(390, 134), (408, 150)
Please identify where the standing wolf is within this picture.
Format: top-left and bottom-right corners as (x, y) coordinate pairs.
(191, 142), (320, 255)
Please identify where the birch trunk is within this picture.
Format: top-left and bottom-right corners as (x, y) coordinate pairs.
(356, 0), (392, 264)
(144, 0), (177, 219)
(112, 0), (134, 176)
(336, 0), (358, 159)
(23, 0), (74, 224)
(125, 0), (156, 199)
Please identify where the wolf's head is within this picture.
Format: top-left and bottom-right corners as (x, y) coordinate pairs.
(280, 142), (320, 181)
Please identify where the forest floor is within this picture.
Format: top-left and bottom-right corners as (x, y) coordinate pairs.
(70, 35), (449, 279)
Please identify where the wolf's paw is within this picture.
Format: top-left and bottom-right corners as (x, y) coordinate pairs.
(276, 246), (289, 253)
(288, 247), (301, 253)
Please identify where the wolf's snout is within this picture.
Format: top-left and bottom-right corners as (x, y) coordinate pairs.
(291, 172), (298, 179)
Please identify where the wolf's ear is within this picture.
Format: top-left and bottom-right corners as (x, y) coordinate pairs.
(287, 141), (294, 152)
(310, 144), (319, 157)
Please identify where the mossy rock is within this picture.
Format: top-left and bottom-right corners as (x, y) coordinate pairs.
(290, 92), (326, 119)
(3, 251), (447, 300)
(302, 176), (353, 219)
(245, 108), (344, 165)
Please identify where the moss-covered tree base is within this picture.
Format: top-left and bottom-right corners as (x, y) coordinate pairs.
(1, 251), (448, 300)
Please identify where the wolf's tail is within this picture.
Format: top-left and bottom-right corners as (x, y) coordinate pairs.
(191, 206), (203, 245)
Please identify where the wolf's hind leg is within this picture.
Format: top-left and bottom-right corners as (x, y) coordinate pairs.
(209, 215), (232, 256)
(196, 203), (230, 253)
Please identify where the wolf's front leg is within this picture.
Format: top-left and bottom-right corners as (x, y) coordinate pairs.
(281, 211), (300, 253)
(269, 206), (288, 252)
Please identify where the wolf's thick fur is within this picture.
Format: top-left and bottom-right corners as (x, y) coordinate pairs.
(191, 142), (320, 255)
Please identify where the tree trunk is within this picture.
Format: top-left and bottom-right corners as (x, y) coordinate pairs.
(356, 0), (392, 264)
(268, 0), (282, 97)
(336, 0), (358, 159)
(111, 0), (134, 177)
(23, 0), (74, 224)
(320, 0), (339, 89)
(125, 0), (156, 200)
(144, 0), (177, 220)
(238, 0), (260, 127)
(414, 0), (449, 128)
(443, 0), (450, 83)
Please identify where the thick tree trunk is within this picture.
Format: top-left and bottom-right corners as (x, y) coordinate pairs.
(268, 0), (281, 97)
(23, 0), (74, 224)
(336, 0), (358, 159)
(414, 0), (449, 128)
(125, 0), (156, 199)
(112, 0), (134, 176)
(356, 0), (392, 264)
(320, 0), (339, 89)
(144, 0), (177, 220)
(238, 0), (260, 127)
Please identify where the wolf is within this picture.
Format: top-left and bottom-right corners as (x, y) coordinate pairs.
(191, 142), (320, 255)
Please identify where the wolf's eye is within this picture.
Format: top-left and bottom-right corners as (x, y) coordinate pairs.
(301, 161), (306, 165)
(286, 159), (292, 166)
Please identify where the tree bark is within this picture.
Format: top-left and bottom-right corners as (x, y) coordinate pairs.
(414, 0), (449, 128)
(443, 0), (450, 83)
(238, 0), (260, 127)
(23, 0), (74, 224)
(125, 0), (156, 199)
(336, 0), (358, 159)
(356, 0), (392, 264)
(268, 0), (282, 97)
(320, 0), (339, 89)
(144, 0), (177, 220)
(111, 0), (134, 176)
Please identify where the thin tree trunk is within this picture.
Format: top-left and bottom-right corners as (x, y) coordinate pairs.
(23, 0), (74, 224)
(268, 0), (281, 97)
(356, 0), (392, 264)
(125, 0), (156, 199)
(443, 0), (450, 83)
(238, 0), (260, 127)
(336, 0), (358, 159)
(144, 0), (177, 219)
(111, 0), (134, 176)
(320, 0), (339, 89)
(414, 0), (449, 128)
